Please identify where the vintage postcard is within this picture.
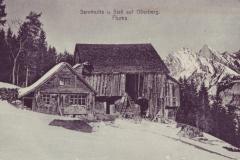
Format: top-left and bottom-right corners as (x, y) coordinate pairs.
(0, 0), (240, 160)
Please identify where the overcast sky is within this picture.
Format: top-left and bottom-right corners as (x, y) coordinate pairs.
(5, 0), (240, 57)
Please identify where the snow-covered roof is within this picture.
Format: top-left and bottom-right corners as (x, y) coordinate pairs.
(18, 62), (96, 98)
(0, 82), (20, 89)
(72, 63), (82, 69)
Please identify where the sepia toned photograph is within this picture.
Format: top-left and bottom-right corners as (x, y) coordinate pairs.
(0, 0), (240, 160)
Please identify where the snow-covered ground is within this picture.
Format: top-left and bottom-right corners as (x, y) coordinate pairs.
(0, 101), (240, 160)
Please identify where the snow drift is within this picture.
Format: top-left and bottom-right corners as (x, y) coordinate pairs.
(0, 101), (239, 160)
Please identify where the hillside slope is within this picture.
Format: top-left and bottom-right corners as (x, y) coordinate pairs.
(0, 101), (239, 160)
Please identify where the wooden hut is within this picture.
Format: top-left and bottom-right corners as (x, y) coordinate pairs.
(73, 43), (180, 119)
(18, 62), (96, 116)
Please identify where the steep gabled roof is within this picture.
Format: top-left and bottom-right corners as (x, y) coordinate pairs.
(74, 43), (169, 73)
(18, 62), (96, 98)
(73, 63), (82, 69)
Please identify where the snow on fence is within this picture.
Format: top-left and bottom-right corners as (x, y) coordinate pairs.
(0, 88), (18, 102)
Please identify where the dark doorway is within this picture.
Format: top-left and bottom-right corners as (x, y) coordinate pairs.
(23, 98), (33, 109)
(137, 98), (149, 117)
(106, 105), (110, 114)
(125, 74), (143, 100)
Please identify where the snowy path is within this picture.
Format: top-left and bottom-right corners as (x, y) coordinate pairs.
(0, 101), (240, 160)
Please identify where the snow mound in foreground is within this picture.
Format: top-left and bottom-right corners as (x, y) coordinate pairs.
(0, 101), (239, 160)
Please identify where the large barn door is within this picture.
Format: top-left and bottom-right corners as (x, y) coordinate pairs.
(125, 74), (136, 99)
(125, 74), (143, 100)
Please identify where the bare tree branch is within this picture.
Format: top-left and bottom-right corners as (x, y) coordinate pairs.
(5, 18), (25, 85)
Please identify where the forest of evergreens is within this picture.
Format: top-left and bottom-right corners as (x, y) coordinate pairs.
(0, 0), (74, 86)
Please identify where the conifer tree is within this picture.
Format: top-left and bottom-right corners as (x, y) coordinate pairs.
(211, 96), (229, 139)
(45, 46), (57, 71)
(0, 0), (6, 26)
(196, 82), (212, 132)
(57, 50), (74, 65)
(0, 29), (8, 81)
(225, 105), (240, 146)
(37, 30), (48, 78)
(176, 77), (185, 123)
(17, 11), (42, 86)
(176, 77), (198, 127)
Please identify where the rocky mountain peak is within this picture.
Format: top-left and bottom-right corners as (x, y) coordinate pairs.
(165, 46), (240, 95)
(198, 44), (216, 59)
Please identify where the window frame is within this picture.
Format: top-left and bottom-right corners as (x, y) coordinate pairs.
(69, 93), (88, 106)
(59, 77), (71, 86)
(172, 97), (177, 106)
(41, 93), (51, 104)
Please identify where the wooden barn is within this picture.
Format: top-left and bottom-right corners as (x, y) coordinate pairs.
(18, 62), (96, 116)
(73, 43), (180, 119)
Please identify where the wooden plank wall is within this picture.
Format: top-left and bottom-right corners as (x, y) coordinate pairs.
(141, 73), (167, 117)
(139, 73), (179, 117)
(33, 91), (95, 115)
(85, 72), (168, 117)
(85, 73), (126, 96)
(84, 72), (179, 118)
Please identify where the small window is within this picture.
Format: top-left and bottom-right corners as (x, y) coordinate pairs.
(172, 97), (177, 106)
(59, 78), (71, 86)
(59, 80), (64, 86)
(51, 95), (58, 101)
(69, 93), (88, 106)
(41, 94), (50, 104)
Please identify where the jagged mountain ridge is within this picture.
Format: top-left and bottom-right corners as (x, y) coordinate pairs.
(165, 45), (240, 95)
(220, 51), (240, 74)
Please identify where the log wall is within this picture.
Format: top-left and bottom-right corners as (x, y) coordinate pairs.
(24, 65), (95, 115)
(32, 91), (95, 115)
